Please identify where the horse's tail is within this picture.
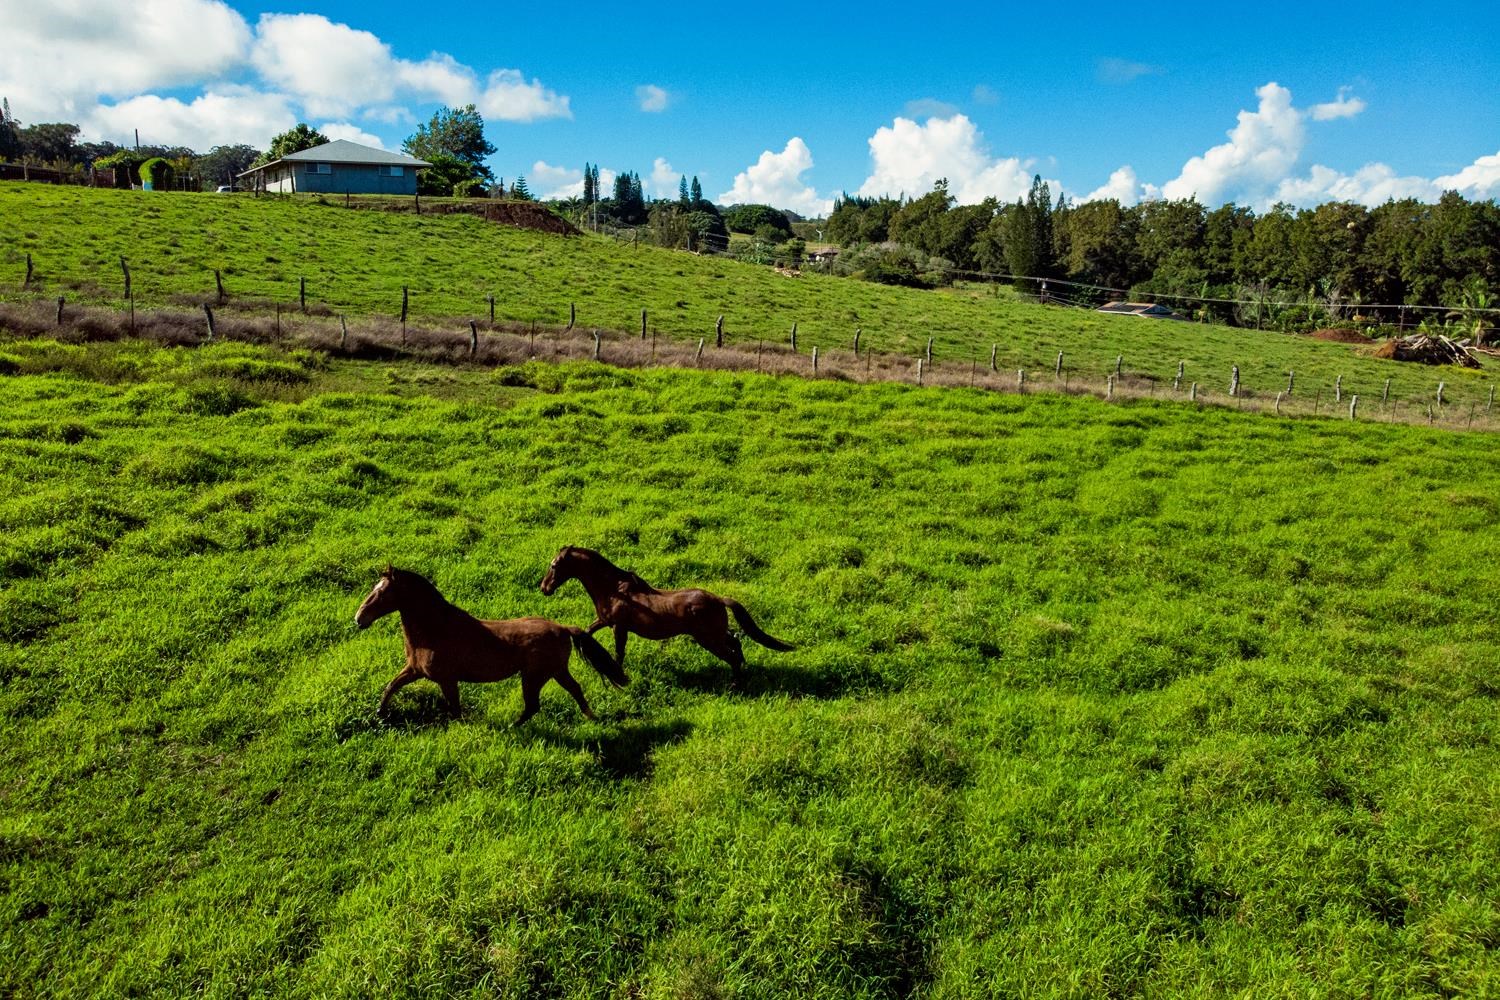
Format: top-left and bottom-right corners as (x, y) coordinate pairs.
(569, 628), (629, 687)
(723, 598), (795, 651)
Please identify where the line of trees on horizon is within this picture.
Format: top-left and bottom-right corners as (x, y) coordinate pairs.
(823, 177), (1499, 333)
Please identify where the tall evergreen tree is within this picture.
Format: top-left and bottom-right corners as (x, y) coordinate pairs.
(678, 175), (690, 206)
(690, 175), (703, 204)
(583, 162), (595, 204)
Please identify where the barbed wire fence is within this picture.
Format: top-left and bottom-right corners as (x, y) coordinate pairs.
(1, 249), (1495, 434)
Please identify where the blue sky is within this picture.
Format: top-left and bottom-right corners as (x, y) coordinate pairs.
(8, 0), (1499, 213)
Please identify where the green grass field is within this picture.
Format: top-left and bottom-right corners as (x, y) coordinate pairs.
(1, 335), (1497, 997)
(2, 182), (1493, 417)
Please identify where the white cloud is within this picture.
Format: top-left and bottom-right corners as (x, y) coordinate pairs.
(319, 122), (386, 149)
(478, 69), (571, 123)
(650, 157), (682, 197)
(2, 0), (251, 121)
(530, 161), (616, 200)
(249, 14), (567, 123)
(1272, 150), (1500, 207)
(1160, 82), (1306, 205)
(636, 85), (670, 113)
(971, 84), (1000, 106)
(1097, 58), (1162, 84)
(1309, 87), (1367, 121)
(904, 98), (960, 119)
(856, 114), (1052, 205)
(1082, 166), (1144, 204)
(719, 137), (832, 217)
(85, 89), (296, 150)
(250, 14), (398, 118)
(1436, 151), (1500, 197)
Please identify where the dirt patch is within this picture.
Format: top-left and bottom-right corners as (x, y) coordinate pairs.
(349, 197), (579, 235)
(1308, 327), (1371, 344)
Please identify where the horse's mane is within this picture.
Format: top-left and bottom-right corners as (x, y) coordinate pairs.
(391, 568), (452, 608)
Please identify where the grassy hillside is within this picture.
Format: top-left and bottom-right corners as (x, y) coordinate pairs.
(1, 337), (1497, 997)
(1, 182), (1494, 415)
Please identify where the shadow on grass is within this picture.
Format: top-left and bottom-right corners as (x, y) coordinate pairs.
(333, 689), (455, 741)
(522, 716), (695, 780)
(665, 655), (898, 700)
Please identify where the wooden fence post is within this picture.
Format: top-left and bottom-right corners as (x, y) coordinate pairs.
(1287, 370), (1294, 394)
(1275, 391), (1283, 416)
(1107, 374), (1114, 400)
(1017, 369), (1025, 391)
(24, 253), (33, 289)
(55, 297), (64, 326)
(275, 303), (281, 337)
(990, 344), (998, 372)
(593, 330), (601, 361)
(926, 337), (933, 363)
(1437, 381), (1445, 407)
(812, 346), (819, 373)
(488, 294), (495, 324)
(121, 257), (133, 333)
(1190, 382), (1198, 402)
(400, 285), (408, 343)
(567, 302), (575, 331)
(1335, 375), (1343, 403)
(716, 314), (724, 348)
(1382, 378), (1391, 404)
(1488, 385), (1494, 415)
(469, 320), (478, 356)
(1056, 351), (1063, 377)
(214, 268), (225, 304)
(1115, 355), (1122, 376)
(853, 328), (861, 355)
(1349, 395), (1358, 420)
(696, 338), (705, 365)
(640, 308), (647, 340)
(790, 322), (798, 352)
(300, 276), (307, 313)
(1230, 364), (1239, 397)
(203, 303), (216, 340)
(340, 314), (348, 349)
(917, 358), (924, 386)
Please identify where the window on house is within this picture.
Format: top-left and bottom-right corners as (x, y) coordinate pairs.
(387, 166), (404, 177)
(305, 162), (331, 175)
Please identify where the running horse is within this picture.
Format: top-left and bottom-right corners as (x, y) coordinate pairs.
(538, 546), (794, 682)
(355, 566), (628, 723)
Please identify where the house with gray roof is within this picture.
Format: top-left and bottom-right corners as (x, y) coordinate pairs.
(237, 139), (431, 195)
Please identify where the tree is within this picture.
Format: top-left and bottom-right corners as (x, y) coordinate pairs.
(403, 105), (495, 183)
(678, 175), (690, 206)
(723, 204), (793, 238)
(510, 176), (532, 201)
(1004, 175), (1056, 292)
(416, 151), (476, 196)
(257, 124), (328, 165)
(0, 99), (23, 161)
(19, 122), (80, 164)
(195, 144), (260, 187)
(690, 176), (702, 205)
(583, 162), (595, 204)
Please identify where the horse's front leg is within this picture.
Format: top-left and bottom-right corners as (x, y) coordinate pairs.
(377, 665), (421, 715)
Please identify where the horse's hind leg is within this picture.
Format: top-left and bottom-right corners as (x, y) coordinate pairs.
(514, 672), (543, 726)
(378, 666), (421, 715)
(554, 667), (595, 720)
(697, 630), (745, 685)
(613, 625), (630, 670)
(439, 679), (462, 719)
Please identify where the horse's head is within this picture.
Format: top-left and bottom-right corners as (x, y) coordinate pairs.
(539, 546), (581, 595)
(355, 565), (402, 629)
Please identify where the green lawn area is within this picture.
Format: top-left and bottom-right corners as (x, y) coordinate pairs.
(2, 182), (1493, 417)
(0, 337), (1496, 997)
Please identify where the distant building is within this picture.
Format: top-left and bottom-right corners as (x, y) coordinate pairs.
(237, 140), (431, 195)
(806, 248), (840, 264)
(1095, 301), (1186, 320)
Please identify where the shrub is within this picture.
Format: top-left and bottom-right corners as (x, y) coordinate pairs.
(138, 157), (174, 190)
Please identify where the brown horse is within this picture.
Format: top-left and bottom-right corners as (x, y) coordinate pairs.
(538, 546), (794, 682)
(355, 566), (627, 723)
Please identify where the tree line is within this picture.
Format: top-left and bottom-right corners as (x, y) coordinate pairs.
(825, 177), (1499, 332)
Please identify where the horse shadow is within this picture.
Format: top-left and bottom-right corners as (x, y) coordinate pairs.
(664, 653), (895, 700)
(522, 715), (695, 780)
